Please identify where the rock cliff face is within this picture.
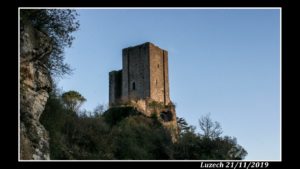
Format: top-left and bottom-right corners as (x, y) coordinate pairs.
(20, 21), (52, 160)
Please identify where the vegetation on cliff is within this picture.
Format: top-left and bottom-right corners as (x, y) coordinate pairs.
(20, 9), (80, 160)
(40, 87), (247, 160)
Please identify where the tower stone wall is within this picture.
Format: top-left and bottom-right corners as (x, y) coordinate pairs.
(149, 43), (170, 105)
(113, 42), (171, 105)
(121, 43), (150, 103)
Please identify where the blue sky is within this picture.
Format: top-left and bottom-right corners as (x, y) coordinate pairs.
(58, 8), (281, 160)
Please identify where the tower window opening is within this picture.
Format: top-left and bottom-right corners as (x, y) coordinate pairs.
(132, 82), (136, 90)
(157, 64), (159, 68)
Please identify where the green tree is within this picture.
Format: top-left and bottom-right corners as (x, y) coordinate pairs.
(20, 9), (80, 77)
(111, 115), (173, 159)
(177, 117), (195, 135)
(223, 136), (248, 160)
(62, 90), (86, 113)
(174, 114), (247, 160)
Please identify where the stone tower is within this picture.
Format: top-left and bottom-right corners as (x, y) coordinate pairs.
(109, 42), (172, 108)
(109, 42), (177, 141)
(122, 42), (170, 105)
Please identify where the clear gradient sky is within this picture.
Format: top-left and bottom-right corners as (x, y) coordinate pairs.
(58, 8), (280, 160)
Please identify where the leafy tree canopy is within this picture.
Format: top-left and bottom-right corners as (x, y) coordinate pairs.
(20, 9), (80, 77)
(62, 90), (86, 113)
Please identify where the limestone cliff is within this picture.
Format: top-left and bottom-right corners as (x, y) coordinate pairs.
(20, 21), (52, 160)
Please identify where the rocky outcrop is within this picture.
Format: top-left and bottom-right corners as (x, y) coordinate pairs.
(20, 21), (52, 160)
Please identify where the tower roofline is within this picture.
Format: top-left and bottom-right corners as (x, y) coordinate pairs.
(123, 42), (167, 52)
